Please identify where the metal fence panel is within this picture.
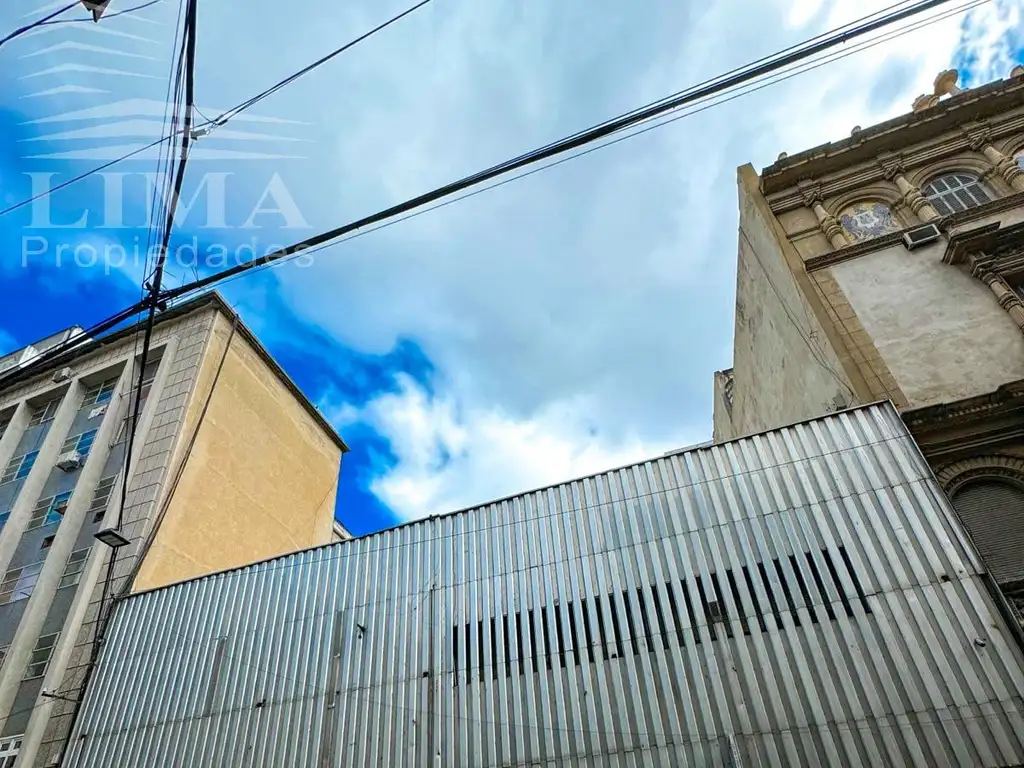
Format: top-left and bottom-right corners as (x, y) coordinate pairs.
(66, 404), (1024, 767)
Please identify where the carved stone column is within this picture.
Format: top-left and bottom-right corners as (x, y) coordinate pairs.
(963, 123), (1024, 192)
(878, 154), (940, 222)
(976, 268), (1024, 332)
(798, 184), (849, 249)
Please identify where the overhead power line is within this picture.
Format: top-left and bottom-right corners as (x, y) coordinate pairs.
(0, 0), (976, 391)
(0, 1), (78, 48)
(0, 0), (435, 220)
(160, 0), (965, 303)
(188, 0), (989, 303)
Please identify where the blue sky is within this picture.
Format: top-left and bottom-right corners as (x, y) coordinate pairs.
(1, 0), (1021, 535)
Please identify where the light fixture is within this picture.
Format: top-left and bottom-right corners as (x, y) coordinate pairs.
(95, 527), (130, 548)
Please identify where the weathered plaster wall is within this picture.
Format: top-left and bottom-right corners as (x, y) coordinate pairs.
(711, 370), (735, 442)
(830, 218), (1024, 408)
(132, 313), (341, 592)
(724, 165), (857, 439)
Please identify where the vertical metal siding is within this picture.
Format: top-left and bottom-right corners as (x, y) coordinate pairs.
(65, 404), (1024, 767)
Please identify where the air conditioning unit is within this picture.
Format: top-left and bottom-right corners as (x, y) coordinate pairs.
(55, 451), (83, 472)
(52, 367), (73, 383)
(88, 405), (108, 420)
(902, 223), (941, 250)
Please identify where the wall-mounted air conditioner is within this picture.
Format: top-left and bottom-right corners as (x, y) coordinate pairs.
(56, 452), (83, 472)
(902, 223), (941, 250)
(88, 405), (107, 420)
(52, 367), (73, 383)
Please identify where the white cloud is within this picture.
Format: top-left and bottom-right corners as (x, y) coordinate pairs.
(260, 0), (1020, 521)
(354, 374), (692, 519)
(12, 0), (1021, 523)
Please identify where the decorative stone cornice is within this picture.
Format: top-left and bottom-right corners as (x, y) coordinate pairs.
(961, 120), (993, 152)
(903, 379), (1024, 462)
(797, 180), (824, 207)
(876, 152), (906, 181)
(805, 191), (1024, 272)
(761, 76), (1024, 204)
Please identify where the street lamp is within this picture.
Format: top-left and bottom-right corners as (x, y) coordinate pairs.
(81, 1), (112, 22)
(95, 527), (130, 548)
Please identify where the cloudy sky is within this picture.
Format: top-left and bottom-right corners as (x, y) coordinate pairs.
(1, 0), (1022, 534)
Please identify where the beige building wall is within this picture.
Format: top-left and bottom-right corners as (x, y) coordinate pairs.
(718, 165), (859, 440)
(133, 312), (343, 592)
(828, 212), (1024, 409)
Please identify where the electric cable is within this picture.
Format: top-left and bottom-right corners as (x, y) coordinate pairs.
(161, 0), (982, 304)
(0, 1), (78, 49)
(35, 0), (164, 25)
(0, 0), (435, 220)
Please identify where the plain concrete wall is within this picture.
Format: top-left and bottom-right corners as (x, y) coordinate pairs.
(830, 208), (1024, 408)
(723, 165), (855, 438)
(131, 313), (341, 591)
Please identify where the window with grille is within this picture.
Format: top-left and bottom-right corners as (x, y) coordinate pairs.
(88, 476), (117, 523)
(0, 736), (20, 768)
(60, 429), (98, 459)
(0, 561), (44, 604)
(952, 479), (1024, 586)
(27, 491), (73, 530)
(1, 451), (39, 485)
(59, 549), (89, 589)
(82, 376), (118, 408)
(24, 632), (59, 679)
(27, 398), (61, 427)
(923, 173), (992, 215)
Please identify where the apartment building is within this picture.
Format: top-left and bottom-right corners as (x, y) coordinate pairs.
(0, 292), (348, 766)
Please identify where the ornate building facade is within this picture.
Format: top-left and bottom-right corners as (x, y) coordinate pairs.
(713, 67), (1024, 619)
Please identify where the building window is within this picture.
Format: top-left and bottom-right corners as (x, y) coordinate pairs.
(27, 491), (73, 530)
(59, 549), (89, 589)
(0, 736), (20, 767)
(82, 377), (119, 408)
(839, 201), (899, 241)
(0, 507), (10, 530)
(60, 429), (98, 459)
(952, 479), (1024, 586)
(0, 451), (39, 485)
(27, 398), (61, 428)
(923, 172), (992, 215)
(0, 561), (44, 604)
(88, 476), (117, 523)
(24, 632), (59, 679)
(0, 645), (7, 669)
(0, 418), (10, 440)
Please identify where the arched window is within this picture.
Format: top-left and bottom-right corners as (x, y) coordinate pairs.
(923, 173), (992, 216)
(951, 479), (1024, 585)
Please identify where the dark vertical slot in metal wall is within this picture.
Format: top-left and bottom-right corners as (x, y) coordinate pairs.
(567, 603), (582, 667)
(594, 596), (610, 660)
(805, 553), (837, 621)
(503, 614), (512, 678)
(742, 566), (769, 632)
(553, 604), (567, 669)
(635, 587), (655, 652)
(607, 595), (625, 658)
(452, 626), (459, 686)
(619, 591), (641, 656)
(515, 613), (526, 676)
(788, 555), (818, 624)
(680, 579), (701, 644)
(758, 561), (783, 629)
(478, 620), (485, 682)
(709, 572), (734, 639)
(490, 617), (498, 681)
(465, 623), (473, 681)
(649, 586), (672, 650)
(773, 558), (801, 627)
(540, 606), (553, 671)
(838, 546), (873, 613)
(822, 550), (855, 617)
(664, 583), (686, 646)
(725, 569), (751, 635)
(695, 576), (718, 641)
(528, 609), (539, 674)
(580, 598), (597, 663)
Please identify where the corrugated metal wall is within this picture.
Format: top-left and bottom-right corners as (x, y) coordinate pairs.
(65, 404), (1024, 767)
